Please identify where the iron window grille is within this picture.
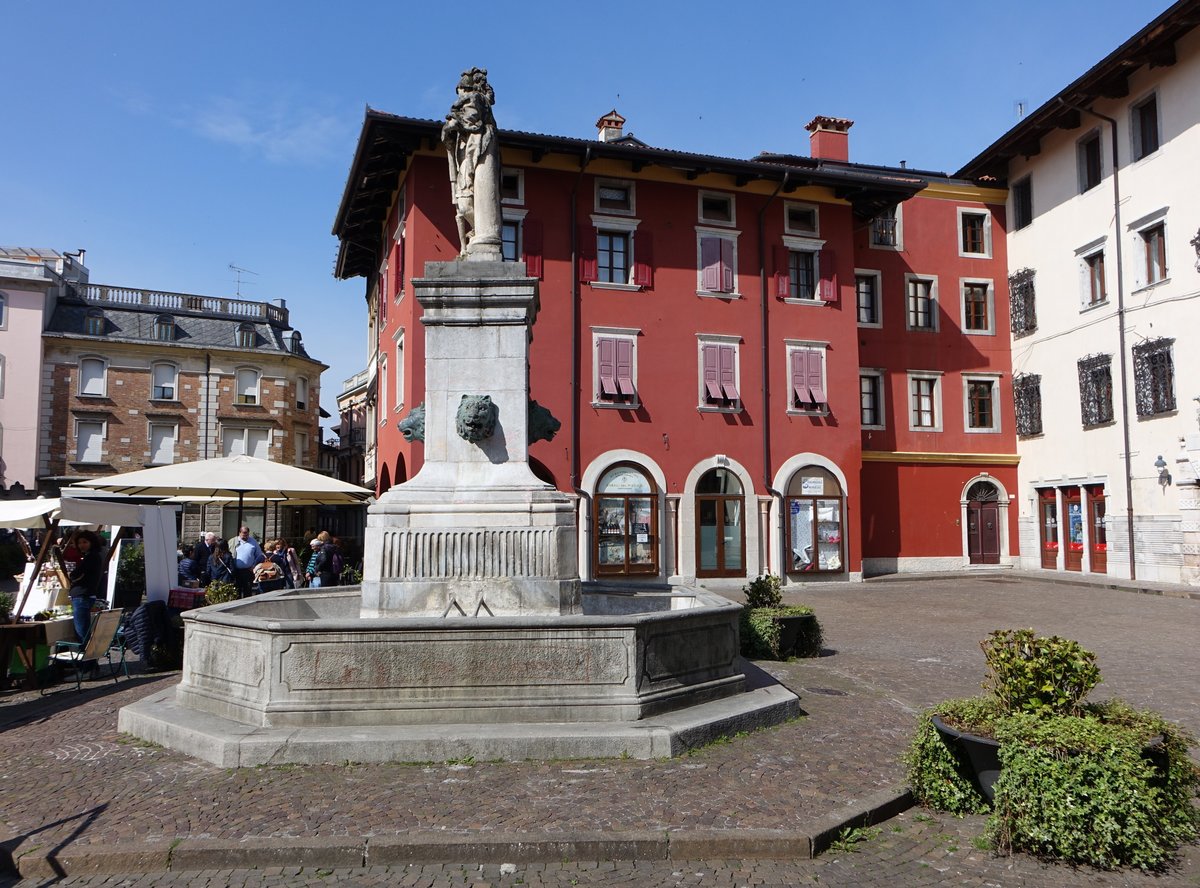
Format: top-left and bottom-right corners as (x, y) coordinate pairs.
(1013, 373), (1042, 437)
(1009, 268), (1037, 335)
(1077, 354), (1114, 428)
(1133, 337), (1175, 417)
(871, 212), (897, 247)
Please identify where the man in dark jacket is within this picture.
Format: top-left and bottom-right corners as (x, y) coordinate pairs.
(67, 531), (105, 642)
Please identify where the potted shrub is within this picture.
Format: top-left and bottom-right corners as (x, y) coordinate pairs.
(907, 628), (1199, 869)
(738, 574), (822, 660)
(0, 590), (15, 623)
(202, 580), (239, 605)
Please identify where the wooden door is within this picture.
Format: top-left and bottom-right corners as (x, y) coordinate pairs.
(968, 501), (1001, 564)
(1063, 488), (1083, 572)
(1087, 486), (1107, 574)
(1039, 490), (1058, 569)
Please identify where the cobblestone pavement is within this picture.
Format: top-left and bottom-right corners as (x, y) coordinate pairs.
(2, 572), (1198, 884)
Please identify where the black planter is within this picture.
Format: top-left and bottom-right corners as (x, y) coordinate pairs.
(931, 715), (1002, 801)
(775, 613), (818, 658)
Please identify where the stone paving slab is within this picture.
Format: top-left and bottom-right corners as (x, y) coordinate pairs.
(2, 573), (1198, 883)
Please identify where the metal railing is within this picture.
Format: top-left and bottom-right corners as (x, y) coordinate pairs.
(75, 283), (288, 325)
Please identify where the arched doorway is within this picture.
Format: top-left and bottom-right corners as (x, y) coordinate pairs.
(594, 463), (658, 577)
(966, 481), (1000, 564)
(784, 467), (844, 574)
(378, 463), (392, 496)
(695, 468), (745, 578)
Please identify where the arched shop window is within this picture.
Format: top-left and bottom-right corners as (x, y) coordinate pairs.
(594, 463), (657, 576)
(695, 468), (745, 578)
(785, 467), (844, 573)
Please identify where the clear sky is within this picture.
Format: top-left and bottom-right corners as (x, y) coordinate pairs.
(1, 0), (1172, 424)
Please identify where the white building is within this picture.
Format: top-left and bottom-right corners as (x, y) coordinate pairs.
(959, 0), (1200, 582)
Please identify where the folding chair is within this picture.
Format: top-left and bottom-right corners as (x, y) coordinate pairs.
(43, 609), (125, 693)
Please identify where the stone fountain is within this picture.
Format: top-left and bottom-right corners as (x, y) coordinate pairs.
(119, 70), (799, 766)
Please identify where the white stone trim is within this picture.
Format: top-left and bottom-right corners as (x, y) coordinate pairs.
(579, 450), (669, 583)
(677, 455), (761, 582)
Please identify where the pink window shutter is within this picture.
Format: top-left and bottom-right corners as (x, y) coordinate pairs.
(701, 237), (722, 291)
(633, 231), (654, 288)
(819, 249), (838, 302)
(719, 345), (739, 401)
(523, 219), (543, 279)
(597, 337), (617, 397)
(790, 350), (806, 406)
(774, 246), (790, 298)
(615, 338), (636, 396)
(807, 351), (827, 404)
(702, 344), (723, 402)
(720, 238), (735, 293)
(579, 227), (597, 283)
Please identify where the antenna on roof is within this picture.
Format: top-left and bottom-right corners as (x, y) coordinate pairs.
(228, 263), (259, 297)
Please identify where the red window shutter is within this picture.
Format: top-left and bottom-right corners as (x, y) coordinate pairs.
(700, 237), (722, 291)
(807, 351), (827, 404)
(774, 246), (790, 298)
(790, 350), (806, 406)
(397, 236), (406, 297)
(597, 337), (617, 397)
(702, 344), (722, 402)
(523, 219), (543, 279)
(720, 238), (735, 293)
(633, 231), (653, 288)
(719, 345), (739, 401)
(819, 250), (838, 302)
(615, 338), (635, 396)
(579, 227), (597, 283)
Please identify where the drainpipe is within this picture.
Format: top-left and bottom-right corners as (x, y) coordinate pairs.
(1057, 98), (1135, 579)
(757, 172), (789, 575)
(570, 147), (593, 572)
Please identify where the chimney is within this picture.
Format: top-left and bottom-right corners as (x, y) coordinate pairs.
(596, 109), (626, 143)
(805, 116), (854, 162)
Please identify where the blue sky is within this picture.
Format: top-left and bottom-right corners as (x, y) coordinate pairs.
(1, 0), (1171, 424)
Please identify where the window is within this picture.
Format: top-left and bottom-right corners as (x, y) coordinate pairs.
(788, 250), (816, 300)
(501, 219), (520, 262)
(75, 419), (104, 463)
(785, 468), (844, 573)
(593, 331), (638, 407)
(784, 202), (818, 236)
(151, 362), (177, 400)
(698, 339), (740, 410)
(378, 355), (387, 423)
(1013, 373), (1043, 437)
(1009, 268), (1037, 335)
(598, 230), (630, 284)
(582, 214), (645, 289)
(1132, 93), (1159, 161)
(235, 368), (260, 405)
(500, 168), (524, 204)
(153, 315), (175, 341)
(393, 330), (405, 410)
(1133, 337), (1175, 417)
(964, 376), (1001, 432)
(222, 426), (271, 459)
(695, 468), (745, 578)
(859, 370), (885, 429)
(79, 357), (107, 397)
(236, 324), (256, 349)
(0, 293), (6, 330)
(905, 275), (937, 330)
(787, 344), (827, 412)
(595, 179), (634, 215)
(1012, 176), (1033, 230)
(1142, 223), (1167, 284)
(698, 231), (738, 296)
(856, 272), (881, 326)
(958, 210), (991, 257)
(1078, 354), (1114, 428)
(0, 354), (4, 398)
(870, 205), (901, 248)
(594, 464), (657, 577)
(85, 310), (104, 336)
(295, 430), (309, 467)
(776, 237), (834, 302)
(962, 280), (993, 332)
(699, 191), (735, 226)
(1084, 250), (1107, 305)
(149, 423), (176, 465)
(1078, 131), (1102, 192)
(908, 373), (942, 431)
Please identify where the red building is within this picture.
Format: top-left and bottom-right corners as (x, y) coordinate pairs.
(333, 111), (1016, 585)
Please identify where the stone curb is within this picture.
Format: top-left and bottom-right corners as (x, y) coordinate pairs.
(1, 787), (913, 877)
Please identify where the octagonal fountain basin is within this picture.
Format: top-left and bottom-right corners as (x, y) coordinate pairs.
(118, 584), (801, 766)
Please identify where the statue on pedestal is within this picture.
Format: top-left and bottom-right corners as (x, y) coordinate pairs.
(442, 67), (502, 260)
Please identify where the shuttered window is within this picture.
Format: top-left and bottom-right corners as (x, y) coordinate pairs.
(80, 358), (106, 396)
(789, 349), (826, 409)
(596, 336), (636, 404)
(151, 363), (176, 400)
(700, 236), (735, 294)
(236, 368), (259, 405)
(701, 343), (739, 406)
(76, 421), (104, 462)
(149, 424), (175, 464)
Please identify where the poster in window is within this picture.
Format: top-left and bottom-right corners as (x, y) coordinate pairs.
(800, 476), (824, 495)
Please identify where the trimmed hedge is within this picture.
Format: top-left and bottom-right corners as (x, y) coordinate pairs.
(739, 605), (822, 660)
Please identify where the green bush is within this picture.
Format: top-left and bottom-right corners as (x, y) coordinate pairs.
(906, 696), (999, 815)
(743, 573), (783, 609)
(739, 605), (821, 659)
(0, 589), (15, 618)
(203, 580), (239, 605)
(980, 628), (1100, 717)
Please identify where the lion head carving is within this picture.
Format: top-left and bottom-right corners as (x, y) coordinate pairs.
(456, 394), (498, 442)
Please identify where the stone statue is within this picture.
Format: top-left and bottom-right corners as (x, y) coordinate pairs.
(456, 395), (498, 442)
(442, 67), (502, 261)
(1191, 226), (1200, 273)
(397, 403), (425, 442)
(528, 399), (561, 445)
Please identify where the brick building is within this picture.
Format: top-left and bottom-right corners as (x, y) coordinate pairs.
(39, 270), (328, 542)
(333, 108), (1016, 584)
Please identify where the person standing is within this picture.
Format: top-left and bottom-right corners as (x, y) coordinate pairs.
(305, 538), (324, 588)
(207, 539), (236, 585)
(67, 530), (105, 643)
(231, 525), (265, 599)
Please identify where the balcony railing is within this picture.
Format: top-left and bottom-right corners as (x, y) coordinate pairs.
(74, 283), (289, 325)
